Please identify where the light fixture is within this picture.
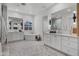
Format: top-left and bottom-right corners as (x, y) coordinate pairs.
(73, 11), (76, 22)
(21, 3), (26, 6)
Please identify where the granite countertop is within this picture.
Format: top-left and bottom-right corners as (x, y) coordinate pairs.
(45, 32), (79, 38)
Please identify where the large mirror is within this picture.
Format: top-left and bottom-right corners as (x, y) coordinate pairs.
(49, 6), (76, 35)
(49, 17), (62, 33)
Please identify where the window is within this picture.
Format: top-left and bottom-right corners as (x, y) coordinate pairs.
(24, 21), (32, 30)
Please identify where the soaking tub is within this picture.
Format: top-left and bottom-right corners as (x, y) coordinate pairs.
(7, 32), (24, 42)
(24, 34), (39, 41)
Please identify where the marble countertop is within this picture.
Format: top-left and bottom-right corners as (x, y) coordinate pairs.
(45, 32), (79, 38)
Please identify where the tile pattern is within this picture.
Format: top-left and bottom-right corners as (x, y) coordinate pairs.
(2, 41), (65, 56)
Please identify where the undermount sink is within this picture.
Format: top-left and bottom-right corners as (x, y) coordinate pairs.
(50, 30), (56, 33)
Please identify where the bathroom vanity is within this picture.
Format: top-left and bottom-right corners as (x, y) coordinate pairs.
(43, 5), (78, 56)
(44, 33), (78, 56)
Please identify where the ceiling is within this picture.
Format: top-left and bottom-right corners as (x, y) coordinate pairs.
(6, 3), (55, 15)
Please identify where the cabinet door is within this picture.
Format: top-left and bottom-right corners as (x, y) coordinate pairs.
(62, 36), (69, 47)
(62, 36), (78, 50)
(62, 36), (78, 56)
(62, 36), (69, 52)
(51, 35), (62, 50)
(68, 37), (78, 49)
(55, 35), (62, 50)
(44, 34), (50, 44)
(62, 45), (78, 56)
(50, 34), (56, 48)
(69, 37), (78, 56)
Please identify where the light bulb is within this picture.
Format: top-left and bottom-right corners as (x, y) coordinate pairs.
(73, 11), (76, 13)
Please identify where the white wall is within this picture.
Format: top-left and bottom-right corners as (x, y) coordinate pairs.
(0, 4), (1, 16)
(42, 16), (49, 33)
(39, 3), (76, 34)
(1, 4), (8, 44)
(0, 5), (2, 55)
(0, 4), (1, 39)
(34, 15), (42, 35)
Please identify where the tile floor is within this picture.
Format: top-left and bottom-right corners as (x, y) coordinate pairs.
(2, 41), (65, 56)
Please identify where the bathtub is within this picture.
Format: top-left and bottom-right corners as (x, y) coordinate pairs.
(24, 34), (39, 41)
(7, 32), (24, 42)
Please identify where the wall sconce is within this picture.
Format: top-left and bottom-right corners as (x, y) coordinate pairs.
(73, 11), (76, 22)
(49, 20), (51, 25)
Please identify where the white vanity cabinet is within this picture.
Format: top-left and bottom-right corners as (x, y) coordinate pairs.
(62, 36), (78, 56)
(55, 35), (62, 50)
(50, 34), (62, 50)
(44, 33), (51, 44)
(50, 34), (56, 48)
(44, 33), (78, 56)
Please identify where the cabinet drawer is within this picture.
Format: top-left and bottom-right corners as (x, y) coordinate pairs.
(62, 42), (78, 50)
(69, 37), (78, 44)
(50, 35), (56, 47)
(44, 35), (50, 40)
(56, 35), (62, 50)
(62, 37), (78, 49)
(62, 36), (69, 46)
(69, 42), (77, 49)
(62, 36), (69, 41)
(44, 34), (50, 43)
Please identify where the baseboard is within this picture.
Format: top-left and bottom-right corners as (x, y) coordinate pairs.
(44, 43), (71, 56)
(7, 39), (25, 44)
